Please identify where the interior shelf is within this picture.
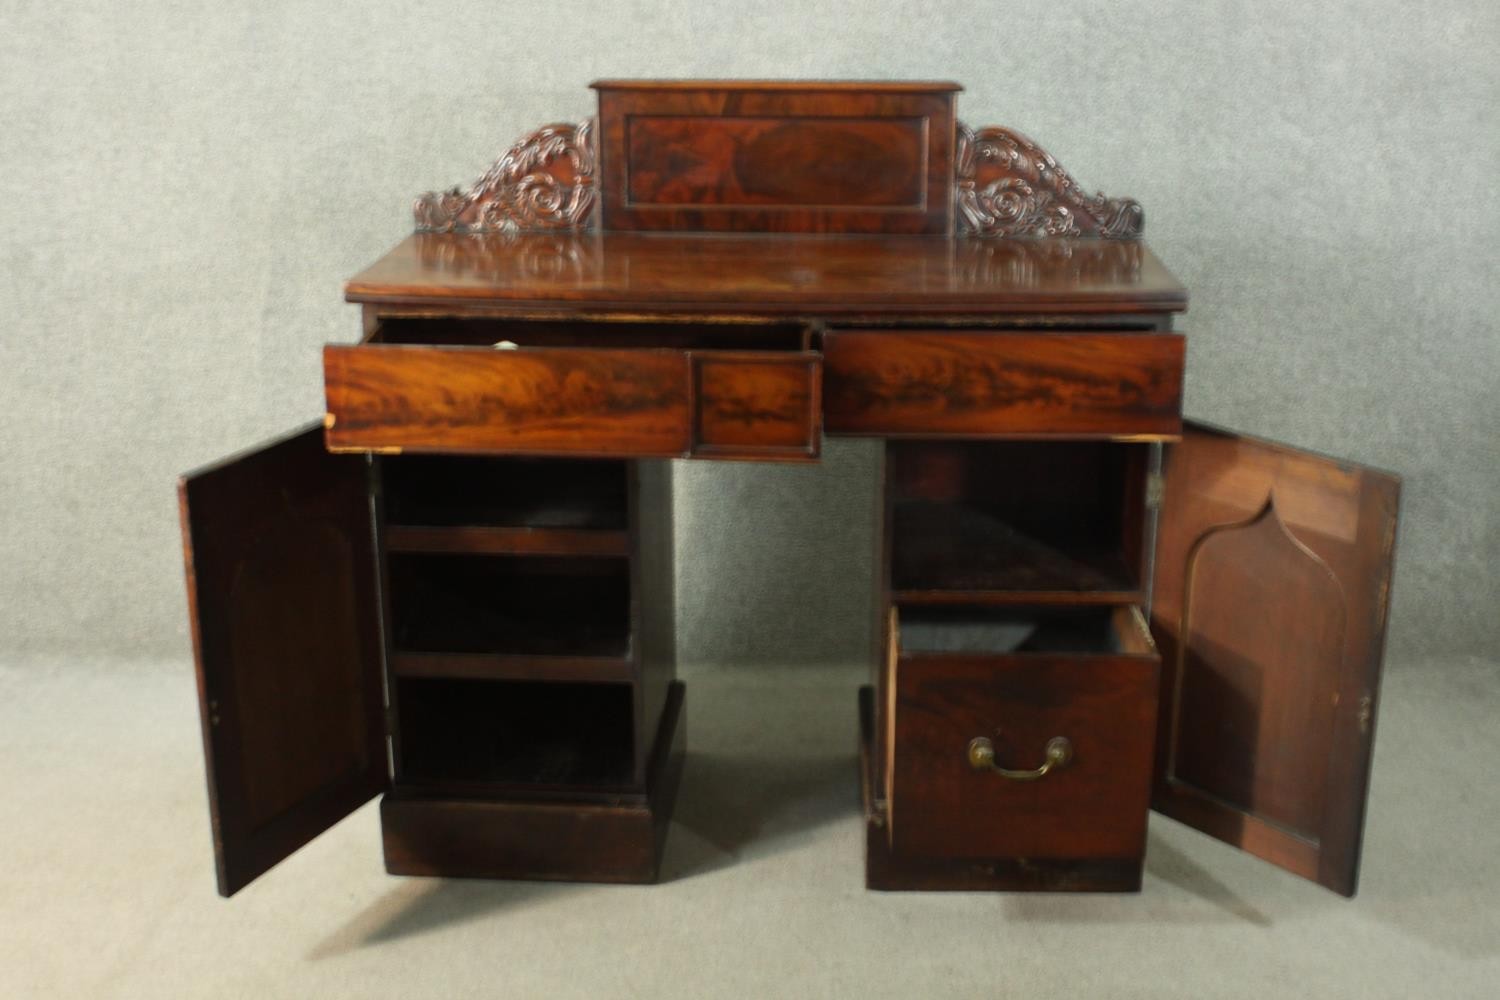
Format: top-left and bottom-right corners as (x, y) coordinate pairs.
(396, 678), (636, 789)
(388, 553), (632, 659)
(892, 499), (1137, 602)
(887, 440), (1146, 605)
(390, 651), (634, 685)
(385, 524), (630, 558)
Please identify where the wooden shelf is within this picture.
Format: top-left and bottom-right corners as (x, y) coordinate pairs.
(391, 651), (634, 684)
(892, 499), (1139, 605)
(386, 524), (629, 558)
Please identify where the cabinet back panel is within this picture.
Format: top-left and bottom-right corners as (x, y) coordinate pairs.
(388, 554), (631, 658)
(889, 441), (1146, 598)
(382, 456), (629, 530)
(396, 678), (635, 788)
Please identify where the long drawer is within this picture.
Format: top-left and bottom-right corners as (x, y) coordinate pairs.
(324, 327), (821, 461)
(887, 604), (1159, 862)
(823, 329), (1184, 438)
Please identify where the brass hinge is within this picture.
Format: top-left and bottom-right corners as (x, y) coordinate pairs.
(1145, 471), (1165, 511)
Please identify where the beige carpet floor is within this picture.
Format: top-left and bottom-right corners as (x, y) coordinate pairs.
(2, 655), (1496, 999)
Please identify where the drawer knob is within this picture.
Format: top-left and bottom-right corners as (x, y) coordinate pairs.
(966, 735), (1073, 781)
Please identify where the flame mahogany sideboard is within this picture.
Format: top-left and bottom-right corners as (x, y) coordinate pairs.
(178, 80), (1400, 900)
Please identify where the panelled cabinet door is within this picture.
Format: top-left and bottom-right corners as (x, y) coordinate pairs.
(179, 424), (388, 896)
(1150, 421), (1400, 896)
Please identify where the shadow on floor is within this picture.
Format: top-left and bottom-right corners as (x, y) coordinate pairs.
(662, 748), (861, 881)
(1001, 832), (1273, 927)
(307, 877), (579, 959)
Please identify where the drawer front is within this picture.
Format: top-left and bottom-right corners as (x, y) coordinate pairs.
(823, 330), (1183, 438)
(890, 649), (1159, 861)
(324, 344), (820, 461)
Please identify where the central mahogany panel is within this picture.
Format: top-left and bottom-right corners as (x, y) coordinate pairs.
(594, 80), (959, 234)
(625, 116), (926, 208)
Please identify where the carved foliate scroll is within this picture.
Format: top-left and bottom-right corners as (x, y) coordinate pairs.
(955, 123), (1143, 239)
(414, 120), (598, 234)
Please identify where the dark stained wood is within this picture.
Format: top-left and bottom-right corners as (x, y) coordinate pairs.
(389, 651), (634, 684)
(593, 81), (958, 234)
(859, 686), (1142, 892)
(1151, 421), (1400, 896)
(324, 344), (691, 458)
(381, 682), (685, 882)
(691, 351), (821, 461)
(178, 425), (387, 896)
(592, 80), (964, 93)
(326, 343), (823, 461)
(824, 330), (1184, 438)
(889, 607), (1159, 865)
(344, 233), (1188, 316)
(386, 553), (631, 659)
(893, 499), (1139, 604)
(631, 460), (679, 786)
(379, 453), (629, 530)
(955, 124), (1143, 238)
(886, 439), (1148, 605)
(384, 524), (630, 557)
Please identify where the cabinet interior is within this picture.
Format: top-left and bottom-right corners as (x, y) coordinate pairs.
(383, 455), (628, 530)
(396, 678), (636, 789)
(898, 605), (1135, 656)
(387, 553), (631, 658)
(889, 440), (1147, 602)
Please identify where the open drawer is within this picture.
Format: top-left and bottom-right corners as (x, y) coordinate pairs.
(887, 604), (1159, 863)
(324, 319), (821, 461)
(823, 329), (1184, 438)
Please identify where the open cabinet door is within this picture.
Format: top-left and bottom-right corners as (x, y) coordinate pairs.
(179, 424), (388, 896)
(1150, 421), (1399, 896)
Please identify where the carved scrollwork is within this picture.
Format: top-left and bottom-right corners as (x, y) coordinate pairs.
(414, 119), (598, 234)
(955, 123), (1143, 239)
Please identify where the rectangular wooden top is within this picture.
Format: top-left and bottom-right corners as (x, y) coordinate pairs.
(345, 233), (1188, 317)
(590, 80), (963, 93)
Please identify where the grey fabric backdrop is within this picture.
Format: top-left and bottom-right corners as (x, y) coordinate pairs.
(2, 2), (1495, 667)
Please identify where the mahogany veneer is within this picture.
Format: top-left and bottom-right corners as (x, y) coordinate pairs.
(179, 80), (1399, 904)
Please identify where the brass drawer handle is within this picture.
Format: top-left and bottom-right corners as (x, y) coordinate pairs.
(966, 735), (1073, 781)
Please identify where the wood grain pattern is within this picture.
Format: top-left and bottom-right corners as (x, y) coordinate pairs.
(594, 82), (958, 234)
(325, 344), (692, 457)
(889, 617), (1159, 863)
(692, 352), (821, 460)
(346, 232), (1187, 315)
(824, 330), (1184, 438)
(1151, 421), (1401, 896)
(179, 425), (387, 897)
(326, 343), (823, 461)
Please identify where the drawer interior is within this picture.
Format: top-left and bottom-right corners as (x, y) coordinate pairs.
(396, 677), (635, 788)
(371, 317), (813, 351)
(889, 440), (1148, 601)
(388, 553), (631, 658)
(898, 604), (1153, 657)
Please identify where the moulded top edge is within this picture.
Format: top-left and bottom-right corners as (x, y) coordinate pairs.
(589, 79), (963, 93)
